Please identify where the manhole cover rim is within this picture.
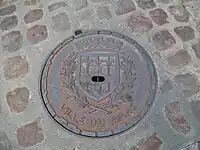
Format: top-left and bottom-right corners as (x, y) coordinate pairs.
(39, 29), (158, 138)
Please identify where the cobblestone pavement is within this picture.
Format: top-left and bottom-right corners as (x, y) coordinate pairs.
(1, 0), (200, 150)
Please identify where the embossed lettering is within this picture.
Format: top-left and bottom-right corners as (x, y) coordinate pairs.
(61, 104), (76, 120)
(76, 116), (86, 125)
(91, 118), (105, 127)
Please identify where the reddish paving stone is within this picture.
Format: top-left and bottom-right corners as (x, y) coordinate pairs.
(0, 15), (18, 31)
(115, 0), (136, 16)
(153, 30), (176, 50)
(167, 50), (191, 68)
(6, 87), (30, 113)
(1, 31), (23, 52)
(174, 26), (195, 42)
(27, 25), (48, 44)
(17, 121), (44, 147)
(165, 102), (191, 134)
(135, 0), (156, 10)
(150, 8), (168, 26)
(130, 133), (162, 150)
(3, 56), (29, 79)
(174, 73), (200, 97)
(127, 13), (153, 32)
(24, 9), (43, 24)
(0, 5), (16, 16)
(192, 42), (200, 59)
(168, 5), (190, 22)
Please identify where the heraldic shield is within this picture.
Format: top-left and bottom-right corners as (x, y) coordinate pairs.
(77, 50), (120, 102)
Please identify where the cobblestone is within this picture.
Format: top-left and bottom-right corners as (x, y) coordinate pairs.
(24, 9), (43, 24)
(0, 15), (18, 31)
(115, 0), (136, 16)
(6, 87), (30, 113)
(48, 2), (67, 12)
(24, 0), (40, 5)
(71, 0), (87, 10)
(160, 79), (173, 93)
(153, 30), (176, 50)
(174, 26), (195, 42)
(27, 25), (48, 44)
(192, 42), (200, 59)
(150, 8), (168, 26)
(52, 12), (70, 32)
(174, 73), (200, 97)
(126, 13), (153, 32)
(130, 133), (162, 150)
(97, 5), (111, 20)
(167, 50), (191, 68)
(135, 0), (156, 10)
(76, 9), (93, 21)
(3, 56), (29, 79)
(165, 102), (191, 134)
(1, 31), (23, 52)
(0, 5), (16, 16)
(168, 5), (190, 22)
(17, 121), (44, 147)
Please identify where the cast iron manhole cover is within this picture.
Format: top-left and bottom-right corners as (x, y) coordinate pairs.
(40, 30), (157, 137)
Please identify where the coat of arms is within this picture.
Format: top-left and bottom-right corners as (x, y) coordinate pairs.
(76, 50), (120, 102)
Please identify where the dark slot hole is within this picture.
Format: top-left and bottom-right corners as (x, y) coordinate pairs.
(91, 76), (105, 82)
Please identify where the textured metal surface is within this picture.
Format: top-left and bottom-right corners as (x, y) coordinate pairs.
(39, 29), (157, 138)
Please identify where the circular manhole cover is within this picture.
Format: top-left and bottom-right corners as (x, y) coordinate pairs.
(39, 30), (157, 138)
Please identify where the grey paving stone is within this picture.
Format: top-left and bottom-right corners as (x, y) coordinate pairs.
(52, 12), (71, 32)
(168, 5), (190, 22)
(0, 15), (18, 31)
(160, 79), (173, 93)
(135, 0), (156, 10)
(1, 31), (23, 52)
(174, 26), (195, 42)
(97, 5), (111, 20)
(192, 42), (200, 59)
(48, 2), (67, 12)
(71, 0), (87, 10)
(174, 73), (200, 97)
(24, 9), (43, 24)
(0, 5), (16, 16)
(115, 0), (136, 16)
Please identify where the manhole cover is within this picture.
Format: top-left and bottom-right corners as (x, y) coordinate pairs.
(39, 30), (157, 137)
